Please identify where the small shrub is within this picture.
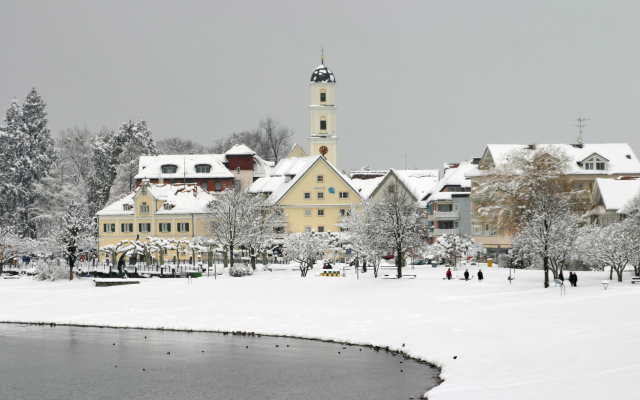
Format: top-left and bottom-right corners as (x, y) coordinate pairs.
(229, 263), (253, 277)
(34, 261), (69, 281)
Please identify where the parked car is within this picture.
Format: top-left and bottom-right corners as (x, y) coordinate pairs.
(413, 259), (431, 265)
(382, 254), (395, 260)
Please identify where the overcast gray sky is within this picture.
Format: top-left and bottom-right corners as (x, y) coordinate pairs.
(2, 0), (639, 173)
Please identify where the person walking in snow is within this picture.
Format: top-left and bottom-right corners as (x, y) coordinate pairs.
(558, 271), (564, 283)
(572, 272), (578, 287)
(464, 269), (469, 281)
(477, 269), (483, 282)
(446, 268), (452, 280)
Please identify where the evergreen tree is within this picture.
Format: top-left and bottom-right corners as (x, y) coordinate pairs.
(0, 89), (55, 238)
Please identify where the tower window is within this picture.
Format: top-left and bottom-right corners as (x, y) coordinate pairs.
(320, 120), (327, 130)
(320, 92), (326, 102)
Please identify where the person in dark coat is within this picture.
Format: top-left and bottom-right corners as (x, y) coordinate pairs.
(558, 271), (564, 283)
(477, 269), (484, 282)
(464, 269), (469, 281)
(572, 272), (578, 287)
(446, 268), (452, 280)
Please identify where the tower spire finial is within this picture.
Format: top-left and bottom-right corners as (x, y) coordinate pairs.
(321, 44), (324, 65)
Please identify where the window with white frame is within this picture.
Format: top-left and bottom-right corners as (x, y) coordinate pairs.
(317, 226), (325, 232)
(304, 192), (311, 200)
(317, 175), (324, 183)
(159, 223), (171, 233)
(104, 223), (116, 233)
(305, 226), (312, 232)
(215, 181), (222, 191)
(163, 203), (173, 210)
(339, 191), (349, 199)
(177, 222), (190, 232)
(317, 192), (324, 200)
(121, 223), (133, 233)
(318, 209), (325, 216)
(123, 204), (132, 211)
(139, 223), (151, 233)
(140, 203), (150, 214)
(304, 209), (312, 217)
(584, 156), (606, 171)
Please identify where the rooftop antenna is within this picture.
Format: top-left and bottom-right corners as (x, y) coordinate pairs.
(575, 113), (589, 145)
(321, 44), (324, 65)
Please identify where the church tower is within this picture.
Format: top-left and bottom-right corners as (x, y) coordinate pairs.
(308, 57), (338, 168)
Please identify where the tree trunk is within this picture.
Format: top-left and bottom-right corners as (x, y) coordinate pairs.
(609, 266), (614, 280)
(616, 267), (623, 282)
(250, 255), (256, 270)
(69, 258), (75, 281)
(543, 255), (549, 288)
(396, 249), (403, 279)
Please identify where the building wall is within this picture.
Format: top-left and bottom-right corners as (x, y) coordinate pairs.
(454, 197), (472, 236)
(278, 160), (360, 233)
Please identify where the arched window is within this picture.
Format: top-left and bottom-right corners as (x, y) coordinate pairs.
(320, 116), (327, 131)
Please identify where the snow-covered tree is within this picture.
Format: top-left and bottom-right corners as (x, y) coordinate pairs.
(204, 189), (275, 270)
(60, 200), (93, 280)
(146, 237), (176, 266)
(0, 90), (56, 238)
(0, 227), (30, 274)
(472, 146), (587, 287)
(341, 202), (388, 277)
(157, 138), (210, 154)
(374, 182), (427, 278)
(99, 240), (133, 276)
(283, 231), (335, 277)
(211, 117), (293, 162)
(434, 234), (482, 269)
(580, 221), (640, 282)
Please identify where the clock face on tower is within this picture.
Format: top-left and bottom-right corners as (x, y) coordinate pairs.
(319, 146), (328, 155)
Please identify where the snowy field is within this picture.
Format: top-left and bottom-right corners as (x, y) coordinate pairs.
(1, 263), (639, 400)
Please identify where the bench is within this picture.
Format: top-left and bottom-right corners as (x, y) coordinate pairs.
(383, 274), (416, 279)
(554, 279), (564, 286)
(631, 277), (640, 284)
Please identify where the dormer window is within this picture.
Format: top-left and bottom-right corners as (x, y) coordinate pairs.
(584, 156), (606, 171)
(123, 204), (133, 211)
(162, 164), (178, 174)
(163, 203), (173, 210)
(195, 164), (211, 173)
(140, 202), (150, 214)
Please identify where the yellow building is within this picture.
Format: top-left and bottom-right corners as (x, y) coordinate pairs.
(248, 156), (362, 237)
(96, 180), (214, 262)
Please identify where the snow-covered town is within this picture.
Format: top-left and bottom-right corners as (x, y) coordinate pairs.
(2, 2), (640, 399)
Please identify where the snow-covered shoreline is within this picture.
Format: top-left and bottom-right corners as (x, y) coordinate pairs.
(2, 264), (638, 399)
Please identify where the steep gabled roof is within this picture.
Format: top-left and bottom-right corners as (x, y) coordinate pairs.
(423, 160), (476, 201)
(247, 156), (361, 206)
(368, 169), (439, 202)
(591, 178), (640, 212)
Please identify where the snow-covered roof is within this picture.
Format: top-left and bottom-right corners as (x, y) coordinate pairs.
(225, 144), (257, 156)
(350, 176), (385, 199)
(97, 183), (215, 216)
(468, 143), (640, 177)
(393, 169), (440, 200)
(423, 160), (476, 201)
(136, 154), (233, 180)
(248, 156), (360, 205)
(310, 64), (336, 83)
(591, 178), (640, 212)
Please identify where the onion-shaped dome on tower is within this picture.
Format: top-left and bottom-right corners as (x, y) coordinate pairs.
(310, 64), (336, 83)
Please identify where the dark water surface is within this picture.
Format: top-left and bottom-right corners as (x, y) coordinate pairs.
(0, 324), (439, 400)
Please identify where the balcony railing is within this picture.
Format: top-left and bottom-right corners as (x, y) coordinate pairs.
(433, 228), (459, 236)
(434, 211), (458, 219)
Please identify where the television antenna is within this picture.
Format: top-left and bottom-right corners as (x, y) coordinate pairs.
(575, 113), (589, 144)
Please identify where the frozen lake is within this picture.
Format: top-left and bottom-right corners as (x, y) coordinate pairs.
(0, 323), (439, 400)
